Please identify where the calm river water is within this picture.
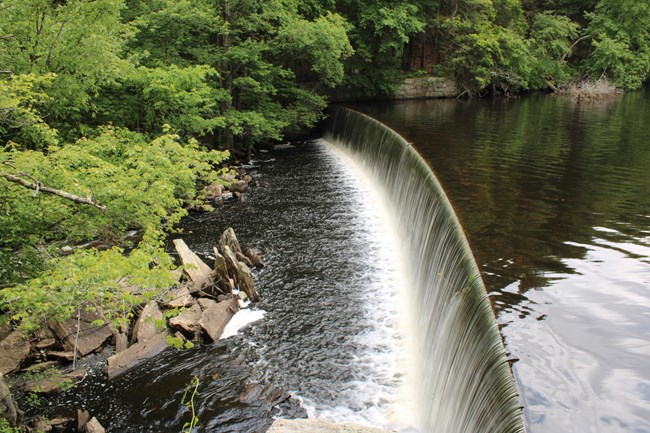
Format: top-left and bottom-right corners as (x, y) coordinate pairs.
(349, 89), (650, 433)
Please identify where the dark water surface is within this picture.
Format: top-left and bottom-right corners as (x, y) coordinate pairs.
(348, 90), (650, 433)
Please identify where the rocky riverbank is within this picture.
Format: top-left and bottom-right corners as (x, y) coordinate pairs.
(0, 224), (268, 432)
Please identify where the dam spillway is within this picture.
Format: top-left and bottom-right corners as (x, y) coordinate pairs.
(323, 106), (525, 433)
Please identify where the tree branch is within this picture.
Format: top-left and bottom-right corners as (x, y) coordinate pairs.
(1, 172), (106, 210)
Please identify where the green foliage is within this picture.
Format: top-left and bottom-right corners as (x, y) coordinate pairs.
(181, 376), (200, 433)
(0, 419), (19, 433)
(586, 0), (650, 89)
(0, 74), (58, 150)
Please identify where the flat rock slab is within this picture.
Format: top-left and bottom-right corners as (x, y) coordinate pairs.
(0, 330), (30, 375)
(267, 420), (390, 433)
(162, 286), (195, 309)
(106, 333), (168, 379)
(24, 368), (86, 394)
(50, 318), (112, 357)
(168, 304), (202, 338)
(173, 239), (214, 291)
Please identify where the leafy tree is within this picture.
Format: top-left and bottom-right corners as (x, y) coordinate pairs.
(586, 0), (650, 89)
(0, 0), (133, 133)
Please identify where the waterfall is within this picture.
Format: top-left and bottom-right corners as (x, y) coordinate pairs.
(323, 106), (525, 433)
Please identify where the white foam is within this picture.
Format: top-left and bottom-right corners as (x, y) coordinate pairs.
(220, 308), (266, 339)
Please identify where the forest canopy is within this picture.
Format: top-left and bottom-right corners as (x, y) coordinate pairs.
(0, 0), (647, 329)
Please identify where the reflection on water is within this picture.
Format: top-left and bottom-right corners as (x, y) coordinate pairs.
(348, 89), (650, 433)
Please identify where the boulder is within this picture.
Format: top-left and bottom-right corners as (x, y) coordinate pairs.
(219, 227), (243, 256)
(227, 180), (249, 194)
(0, 373), (19, 426)
(173, 239), (214, 292)
(245, 248), (265, 269)
(49, 318), (112, 357)
(85, 417), (106, 433)
(77, 409), (91, 431)
(213, 247), (233, 293)
(0, 330), (30, 375)
(168, 304), (202, 338)
(235, 251), (253, 268)
(106, 332), (168, 379)
(32, 327), (57, 350)
(132, 302), (163, 344)
(24, 368), (86, 394)
(161, 286), (195, 309)
(236, 262), (259, 302)
(203, 182), (225, 201)
(199, 298), (240, 342)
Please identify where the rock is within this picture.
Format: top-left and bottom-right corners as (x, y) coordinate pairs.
(245, 248), (265, 269)
(197, 298), (217, 311)
(77, 409), (91, 431)
(235, 251), (253, 267)
(61, 245), (74, 255)
(199, 298), (240, 342)
(213, 247), (233, 293)
(221, 245), (240, 283)
(85, 417), (106, 433)
(204, 182), (225, 201)
(219, 227), (243, 256)
(114, 332), (128, 353)
(168, 304), (202, 338)
(106, 332), (168, 379)
(24, 368), (86, 394)
(132, 302), (163, 344)
(0, 373), (19, 426)
(173, 239), (214, 292)
(47, 351), (75, 362)
(236, 262), (259, 302)
(227, 180), (249, 194)
(162, 286), (195, 309)
(49, 318), (112, 357)
(0, 330), (30, 375)
(32, 327), (57, 350)
(266, 419), (391, 433)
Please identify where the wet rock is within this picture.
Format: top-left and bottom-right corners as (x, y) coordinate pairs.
(204, 182), (225, 201)
(24, 368), (86, 394)
(227, 180), (249, 194)
(162, 286), (196, 309)
(49, 318), (112, 357)
(245, 248), (265, 269)
(132, 302), (163, 344)
(212, 247), (233, 293)
(236, 262), (259, 302)
(85, 417), (106, 433)
(0, 373), (19, 426)
(235, 251), (253, 268)
(239, 383), (290, 409)
(0, 330), (30, 375)
(173, 239), (214, 292)
(77, 409), (91, 431)
(106, 332), (168, 379)
(220, 227), (243, 256)
(222, 245), (240, 283)
(168, 304), (202, 338)
(199, 298), (240, 342)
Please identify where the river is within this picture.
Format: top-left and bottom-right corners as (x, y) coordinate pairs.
(348, 88), (650, 433)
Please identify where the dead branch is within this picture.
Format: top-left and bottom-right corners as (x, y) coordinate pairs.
(1, 172), (106, 210)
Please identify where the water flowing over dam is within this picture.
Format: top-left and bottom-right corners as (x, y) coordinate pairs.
(324, 106), (525, 433)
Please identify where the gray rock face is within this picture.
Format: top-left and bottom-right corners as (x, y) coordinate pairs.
(266, 419), (390, 433)
(0, 330), (30, 375)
